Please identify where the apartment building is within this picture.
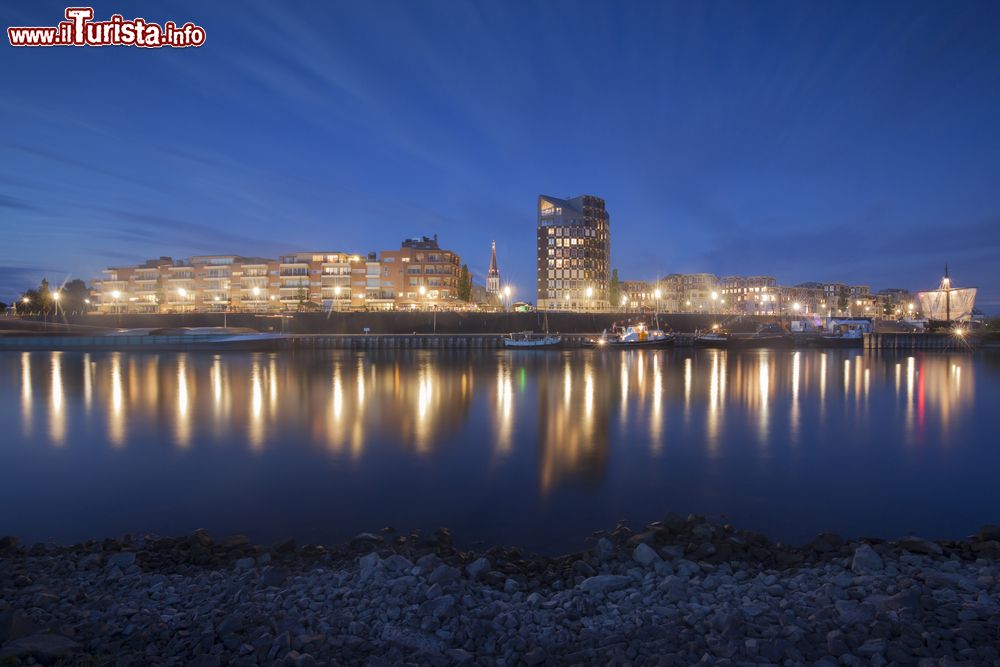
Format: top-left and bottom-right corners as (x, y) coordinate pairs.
(536, 194), (611, 311)
(381, 236), (461, 309)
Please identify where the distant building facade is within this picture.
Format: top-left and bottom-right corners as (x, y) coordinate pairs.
(536, 194), (611, 311)
(95, 236), (461, 313)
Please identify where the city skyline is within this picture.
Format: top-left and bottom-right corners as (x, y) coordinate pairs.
(3, 2), (1000, 311)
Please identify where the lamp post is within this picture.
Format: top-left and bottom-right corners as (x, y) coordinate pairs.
(711, 291), (718, 314)
(586, 286), (594, 312)
(419, 284), (428, 311)
(334, 286), (342, 313)
(251, 286), (261, 313)
(502, 285), (511, 312)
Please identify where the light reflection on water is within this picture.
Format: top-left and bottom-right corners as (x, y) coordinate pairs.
(1, 349), (996, 551)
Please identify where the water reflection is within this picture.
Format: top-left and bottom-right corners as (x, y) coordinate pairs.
(6, 349), (981, 504)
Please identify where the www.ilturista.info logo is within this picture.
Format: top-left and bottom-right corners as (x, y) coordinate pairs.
(8, 7), (205, 48)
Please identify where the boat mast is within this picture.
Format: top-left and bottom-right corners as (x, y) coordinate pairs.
(945, 263), (951, 324)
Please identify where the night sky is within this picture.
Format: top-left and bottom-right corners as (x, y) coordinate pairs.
(2, 1), (999, 310)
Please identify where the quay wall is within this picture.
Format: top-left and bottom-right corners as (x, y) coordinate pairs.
(7, 312), (761, 335)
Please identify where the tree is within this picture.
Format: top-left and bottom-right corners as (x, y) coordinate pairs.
(295, 286), (307, 311)
(609, 269), (622, 310)
(61, 279), (92, 313)
(38, 278), (52, 313)
(16, 289), (40, 314)
(458, 264), (472, 302)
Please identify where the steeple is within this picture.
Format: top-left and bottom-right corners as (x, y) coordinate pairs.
(487, 241), (500, 295)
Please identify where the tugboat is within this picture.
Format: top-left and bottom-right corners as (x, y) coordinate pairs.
(590, 321), (674, 348)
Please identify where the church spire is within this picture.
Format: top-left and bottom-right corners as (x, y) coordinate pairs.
(487, 241), (500, 295)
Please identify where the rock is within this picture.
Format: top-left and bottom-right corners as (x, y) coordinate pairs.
(260, 565), (290, 587)
(851, 543), (884, 573)
(189, 528), (213, 547)
(295, 653), (318, 667)
(572, 559), (596, 577)
(351, 532), (384, 546)
(107, 551), (135, 570)
(809, 532), (845, 552)
(835, 599), (876, 625)
(524, 647), (546, 665)
(580, 575), (632, 594)
(189, 656), (221, 667)
(591, 537), (614, 561)
(420, 594), (455, 619)
(428, 564), (460, 585)
(381, 625), (445, 652)
(0, 610), (39, 644)
(0, 535), (19, 551)
(977, 525), (1000, 542)
(1, 633), (81, 660)
(234, 557), (256, 570)
(383, 554), (413, 572)
(221, 535), (250, 548)
(899, 536), (944, 556)
(633, 543), (661, 566)
(13, 574), (32, 587)
(273, 537), (296, 553)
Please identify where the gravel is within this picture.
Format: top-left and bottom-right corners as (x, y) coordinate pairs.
(2, 514), (1000, 665)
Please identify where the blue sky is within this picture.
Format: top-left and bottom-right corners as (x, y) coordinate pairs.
(2, 0), (999, 309)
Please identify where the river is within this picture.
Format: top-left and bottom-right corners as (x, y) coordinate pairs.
(2, 348), (998, 552)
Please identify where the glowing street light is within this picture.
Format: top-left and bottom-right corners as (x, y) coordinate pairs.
(792, 302), (801, 312)
(251, 286), (261, 297)
(620, 295), (628, 309)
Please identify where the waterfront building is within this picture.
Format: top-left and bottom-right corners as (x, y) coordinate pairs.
(620, 280), (656, 311)
(876, 288), (916, 318)
(537, 194), (611, 311)
(380, 236), (461, 309)
(659, 273), (720, 313)
(720, 276), (777, 315)
(487, 241), (500, 296)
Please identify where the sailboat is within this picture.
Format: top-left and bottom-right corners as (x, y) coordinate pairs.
(917, 265), (977, 328)
(503, 312), (562, 349)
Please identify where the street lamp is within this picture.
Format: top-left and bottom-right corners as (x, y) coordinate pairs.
(585, 286), (593, 312)
(502, 285), (511, 312)
(711, 290), (718, 313)
(792, 302), (801, 312)
(620, 295), (628, 310)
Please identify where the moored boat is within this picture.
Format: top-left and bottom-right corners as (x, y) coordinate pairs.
(503, 331), (563, 349)
(590, 322), (674, 348)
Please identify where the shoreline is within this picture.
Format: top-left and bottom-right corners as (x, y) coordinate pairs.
(3, 515), (1000, 665)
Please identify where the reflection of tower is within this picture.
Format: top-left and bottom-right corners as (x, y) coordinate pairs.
(487, 241), (500, 296)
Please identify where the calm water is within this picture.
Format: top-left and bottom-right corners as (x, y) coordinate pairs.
(2, 349), (998, 552)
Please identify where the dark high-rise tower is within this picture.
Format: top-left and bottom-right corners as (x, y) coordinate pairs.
(487, 240), (500, 296)
(536, 194), (610, 311)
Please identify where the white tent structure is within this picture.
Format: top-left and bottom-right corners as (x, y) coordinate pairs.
(917, 267), (977, 323)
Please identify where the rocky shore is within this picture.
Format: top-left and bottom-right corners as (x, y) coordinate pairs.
(2, 516), (1000, 666)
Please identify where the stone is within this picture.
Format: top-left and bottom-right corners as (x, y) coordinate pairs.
(0, 610), (39, 644)
(580, 575), (632, 594)
(595, 537), (616, 560)
(835, 599), (876, 625)
(381, 625), (445, 652)
(1, 633), (81, 660)
(899, 536), (944, 556)
(189, 656), (221, 667)
(107, 551), (136, 568)
(524, 647), (546, 665)
(977, 524), (1000, 542)
(234, 557), (256, 570)
(633, 543), (661, 566)
(221, 534), (250, 548)
(295, 653), (318, 667)
(383, 554), (413, 572)
(465, 557), (490, 579)
(420, 594), (455, 619)
(428, 564), (460, 585)
(851, 543), (884, 573)
(260, 565), (290, 587)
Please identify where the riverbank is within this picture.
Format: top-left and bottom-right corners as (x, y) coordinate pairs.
(2, 517), (1000, 666)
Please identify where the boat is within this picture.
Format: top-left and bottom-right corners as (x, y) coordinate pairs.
(693, 328), (729, 348)
(918, 265), (977, 330)
(590, 321), (674, 348)
(806, 319), (871, 348)
(726, 324), (792, 349)
(503, 331), (563, 349)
